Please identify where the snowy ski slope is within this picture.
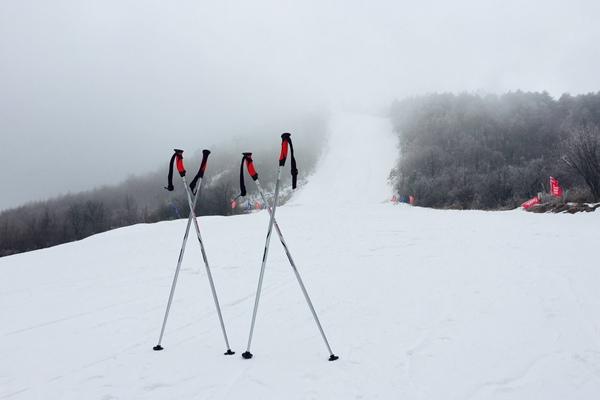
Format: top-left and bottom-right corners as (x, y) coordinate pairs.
(2, 113), (600, 400)
(292, 113), (397, 205)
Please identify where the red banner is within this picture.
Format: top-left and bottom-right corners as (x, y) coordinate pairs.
(521, 196), (541, 209)
(550, 176), (563, 197)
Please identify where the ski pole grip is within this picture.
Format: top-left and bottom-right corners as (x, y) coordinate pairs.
(174, 149), (186, 177)
(243, 152), (258, 180)
(189, 149), (210, 192)
(199, 149), (210, 179)
(279, 133), (291, 166)
(278, 133), (298, 189)
(239, 153), (258, 197)
(166, 149), (185, 191)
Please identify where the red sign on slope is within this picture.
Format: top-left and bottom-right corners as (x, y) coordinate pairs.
(522, 196), (541, 209)
(550, 177), (563, 197)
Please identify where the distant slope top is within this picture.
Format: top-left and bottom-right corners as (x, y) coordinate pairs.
(292, 112), (398, 206)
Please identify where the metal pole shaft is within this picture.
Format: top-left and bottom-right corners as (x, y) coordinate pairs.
(155, 178), (204, 349)
(255, 181), (336, 356)
(244, 167), (283, 355)
(181, 177), (233, 353)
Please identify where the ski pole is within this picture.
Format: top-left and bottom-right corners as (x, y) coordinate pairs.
(240, 151), (282, 359)
(260, 135), (337, 361)
(241, 134), (338, 361)
(181, 167), (234, 355)
(254, 181), (338, 361)
(154, 149), (190, 351)
(154, 150), (234, 355)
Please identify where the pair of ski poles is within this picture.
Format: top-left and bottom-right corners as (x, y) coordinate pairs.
(153, 149), (234, 355)
(153, 134), (338, 361)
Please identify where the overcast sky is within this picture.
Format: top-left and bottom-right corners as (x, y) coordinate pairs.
(1, 0), (599, 210)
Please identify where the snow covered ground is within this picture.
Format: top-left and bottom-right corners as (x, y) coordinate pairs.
(2, 113), (600, 399)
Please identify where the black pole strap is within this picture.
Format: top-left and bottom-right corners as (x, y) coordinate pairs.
(239, 155), (247, 197)
(280, 133), (298, 189)
(166, 149), (185, 191)
(289, 138), (298, 189)
(189, 149), (211, 193)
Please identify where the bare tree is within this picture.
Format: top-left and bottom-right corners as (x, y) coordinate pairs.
(122, 195), (139, 225)
(85, 200), (107, 233)
(562, 124), (600, 201)
(67, 203), (85, 239)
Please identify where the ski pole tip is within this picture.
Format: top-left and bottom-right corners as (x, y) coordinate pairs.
(241, 351), (253, 359)
(224, 349), (235, 356)
(328, 354), (339, 361)
(153, 345), (164, 351)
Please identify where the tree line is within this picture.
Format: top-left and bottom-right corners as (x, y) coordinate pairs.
(390, 92), (600, 209)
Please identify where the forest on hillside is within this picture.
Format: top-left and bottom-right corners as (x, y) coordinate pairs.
(0, 121), (325, 257)
(391, 92), (600, 209)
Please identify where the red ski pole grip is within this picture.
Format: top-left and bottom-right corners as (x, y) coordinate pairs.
(243, 152), (258, 180)
(279, 133), (291, 166)
(174, 149), (186, 177)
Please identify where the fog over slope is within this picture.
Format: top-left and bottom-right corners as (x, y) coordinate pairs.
(1, 0), (600, 209)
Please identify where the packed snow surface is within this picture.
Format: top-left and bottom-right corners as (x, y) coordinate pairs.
(2, 114), (600, 400)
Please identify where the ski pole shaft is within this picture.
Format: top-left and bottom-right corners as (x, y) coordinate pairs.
(240, 153), (281, 359)
(155, 149), (190, 350)
(155, 180), (204, 346)
(181, 177), (234, 354)
(154, 207), (195, 350)
(254, 180), (337, 359)
(244, 168), (282, 357)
